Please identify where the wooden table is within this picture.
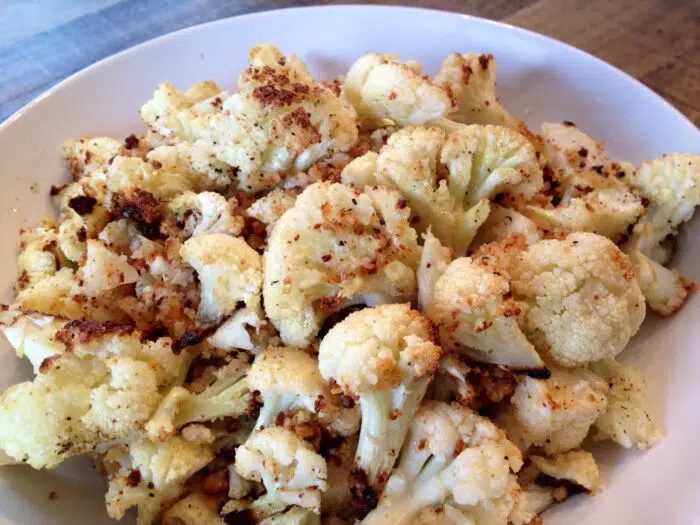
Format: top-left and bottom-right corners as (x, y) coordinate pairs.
(1, 0), (698, 125)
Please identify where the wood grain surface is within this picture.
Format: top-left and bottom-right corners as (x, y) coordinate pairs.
(1, 0), (698, 125)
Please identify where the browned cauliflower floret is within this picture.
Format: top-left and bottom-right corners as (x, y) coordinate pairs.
(263, 181), (420, 347)
(344, 53), (452, 128)
(510, 232), (646, 367)
(208, 45), (359, 193)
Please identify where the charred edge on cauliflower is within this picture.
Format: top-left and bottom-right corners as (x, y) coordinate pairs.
(53, 319), (136, 350)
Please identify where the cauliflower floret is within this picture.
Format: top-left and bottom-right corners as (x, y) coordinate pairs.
(15, 267), (128, 321)
(62, 136), (127, 179)
(248, 347), (359, 434)
(0, 356), (104, 468)
(168, 191), (244, 238)
(439, 124), (543, 208)
(626, 243), (695, 315)
(0, 316), (191, 466)
(86, 155), (193, 207)
(208, 45), (358, 193)
(146, 140), (235, 191)
(529, 449), (601, 492)
(540, 122), (607, 178)
(344, 53), (452, 128)
(499, 366), (608, 455)
(105, 436), (213, 525)
(526, 123), (645, 241)
(146, 367), (250, 442)
(433, 53), (516, 128)
(17, 221), (61, 291)
(341, 126), (491, 256)
(510, 232), (646, 366)
(263, 182), (420, 347)
(525, 185), (644, 242)
(180, 233), (263, 323)
(75, 239), (139, 297)
(81, 357), (162, 439)
(247, 188), (299, 227)
(472, 205), (541, 248)
(363, 401), (522, 525)
(417, 229), (453, 312)
(319, 304), (441, 488)
(427, 253), (544, 370)
(625, 153), (700, 264)
(590, 359), (663, 450)
(235, 427), (328, 513)
(140, 80), (226, 141)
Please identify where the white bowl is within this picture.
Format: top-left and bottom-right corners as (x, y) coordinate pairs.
(0, 6), (698, 525)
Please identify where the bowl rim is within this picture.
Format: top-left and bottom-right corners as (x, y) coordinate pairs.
(1, 4), (698, 137)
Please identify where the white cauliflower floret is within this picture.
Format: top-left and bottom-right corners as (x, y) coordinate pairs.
(344, 53), (452, 128)
(590, 359), (663, 450)
(319, 304), (442, 487)
(62, 136), (127, 179)
(341, 126), (491, 256)
(0, 317), (190, 467)
(140, 80), (225, 141)
(439, 124), (543, 208)
(500, 366), (608, 454)
(0, 356), (104, 468)
(625, 153), (700, 264)
(235, 427), (328, 513)
(529, 449), (601, 492)
(247, 188), (299, 227)
(208, 45), (358, 193)
(146, 368), (250, 442)
(417, 229), (453, 312)
(510, 232), (646, 366)
(105, 436), (213, 525)
(264, 181), (420, 347)
(180, 233), (263, 323)
(428, 252), (544, 370)
(626, 244), (694, 315)
(81, 357), (161, 439)
(248, 347), (359, 434)
(472, 205), (541, 248)
(434, 53), (516, 128)
(75, 239), (138, 296)
(363, 401), (522, 525)
(168, 191), (244, 238)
